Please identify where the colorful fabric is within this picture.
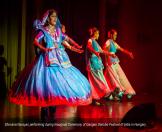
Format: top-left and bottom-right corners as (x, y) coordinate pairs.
(8, 25), (91, 106)
(87, 39), (110, 99)
(90, 39), (104, 70)
(104, 39), (136, 95)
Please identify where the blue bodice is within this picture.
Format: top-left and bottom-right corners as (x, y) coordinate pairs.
(89, 39), (104, 70)
(108, 39), (119, 64)
(40, 27), (71, 68)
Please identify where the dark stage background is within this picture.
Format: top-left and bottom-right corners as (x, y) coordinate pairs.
(0, 0), (162, 98)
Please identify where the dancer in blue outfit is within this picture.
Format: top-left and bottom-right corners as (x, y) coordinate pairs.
(8, 9), (92, 107)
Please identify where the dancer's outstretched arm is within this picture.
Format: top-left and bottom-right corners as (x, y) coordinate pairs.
(115, 42), (134, 59)
(87, 39), (100, 57)
(62, 41), (83, 53)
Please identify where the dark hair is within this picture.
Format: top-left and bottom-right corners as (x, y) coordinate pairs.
(108, 29), (117, 38)
(88, 27), (99, 37)
(48, 9), (57, 17)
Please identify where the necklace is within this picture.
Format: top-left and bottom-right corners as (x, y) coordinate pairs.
(45, 26), (57, 38)
(46, 26), (55, 33)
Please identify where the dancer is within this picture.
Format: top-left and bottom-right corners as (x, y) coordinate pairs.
(8, 9), (92, 120)
(103, 29), (136, 100)
(86, 27), (115, 105)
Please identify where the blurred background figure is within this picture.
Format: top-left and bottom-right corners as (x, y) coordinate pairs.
(0, 45), (10, 101)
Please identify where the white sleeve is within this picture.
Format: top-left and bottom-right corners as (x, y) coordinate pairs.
(103, 39), (110, 49)
(88, 39), (92, 44)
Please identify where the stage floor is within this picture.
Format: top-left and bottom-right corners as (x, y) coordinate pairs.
(0, 92), (162, 132)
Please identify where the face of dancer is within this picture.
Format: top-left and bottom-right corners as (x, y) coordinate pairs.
(94, 31), (99, 40)
(112, 31), (117, 41)
(48, 12), (57, 26)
